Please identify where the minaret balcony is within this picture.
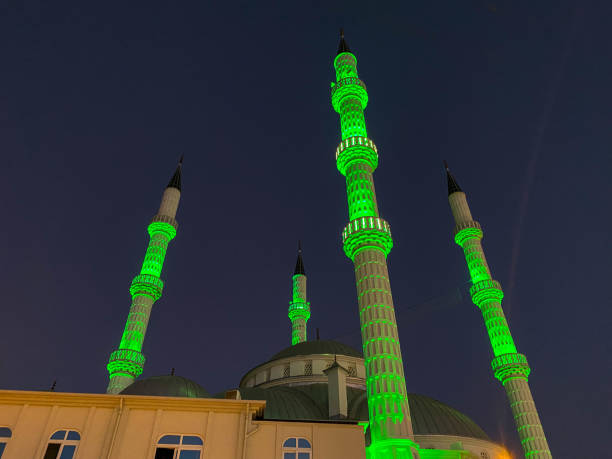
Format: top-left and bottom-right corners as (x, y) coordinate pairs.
(342, 217), (393, 260)
(130, 274), (164, 300)
(107, 349), (146, 378)
(288, 301), (311, 321)
(148, 215), (178, 239)
(491, 353), (530, 383)
(335, 136), (378, 176)
(453, 220), (483, 246)
(331, 77), (368, 112)
(470, 279), (504, 307)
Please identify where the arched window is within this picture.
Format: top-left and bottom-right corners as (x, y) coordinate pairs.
(282, 437), (312, 459)
(43, 430), (80, 459)
(154, 434), (203, 459)
(0, 427), (12, 458)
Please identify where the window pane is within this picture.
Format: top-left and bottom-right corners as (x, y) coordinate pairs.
(0, 443), (6, 458)
(159, 435), (181, 444)
(179, 451), (200, 459)
(298, 439), (311, 448)
(283, 454), (296, 459)
(59, 445), (76, 459)
(0, 428), (11, 438)
(182, 435), (203, 445)
(298, 453), (310, 459)
(283, 438), (296, 447)
(50, 431), (66, 440)
(43, 443), (61, 459)
(66, 431), (80, 441)
(154, 447), (175, 459)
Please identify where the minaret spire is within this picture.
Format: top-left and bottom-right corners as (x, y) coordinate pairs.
(337, 28), (351, 55)
(443, 160), (462, 195)
(288, 241), (310, 345)
(106, 160), (182, 394)
(167, 155), (183, 191)
(446, 166), (552, 458)
(331, 35), (419, 456)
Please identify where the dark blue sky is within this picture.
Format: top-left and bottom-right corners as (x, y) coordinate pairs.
(1, 1), (610, 457)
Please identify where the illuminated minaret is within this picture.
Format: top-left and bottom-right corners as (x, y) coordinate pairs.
(106, 158), (183, 394)
(444, 161), (552, 458)
(331, 31), (419, 458)
(288, 242), (310, 345)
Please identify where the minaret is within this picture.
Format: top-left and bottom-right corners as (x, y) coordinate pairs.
(444, 161), (552, 458)
(288, 242), (310, 345)
(106, 158), (183, 394)
(331, 31), (419, 458)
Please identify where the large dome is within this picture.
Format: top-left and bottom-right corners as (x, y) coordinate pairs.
(120, 375), (210, 398)
(231, 385), (489, 441)
(269, 340), (362, 361)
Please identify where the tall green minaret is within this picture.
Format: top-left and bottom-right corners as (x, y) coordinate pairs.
(331, 31), (419, 458)
(106, 158), (182, 394)
(288, 242), (310, 345)
(444, 161), (552, 458)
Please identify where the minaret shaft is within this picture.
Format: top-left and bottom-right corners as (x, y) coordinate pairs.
(106, 170), (181, 394)
(289, 247), (310, 345)
(333, 40), (418, 458)
(448, 181), (551, 458)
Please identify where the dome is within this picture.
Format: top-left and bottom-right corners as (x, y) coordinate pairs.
(238, 386), (327, 420)
(269, 340), (362, 361)
(350, 391), (490, 441)
(120, 375), (210, 398)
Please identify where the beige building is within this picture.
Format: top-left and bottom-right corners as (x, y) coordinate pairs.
(0, 389), (364, 459)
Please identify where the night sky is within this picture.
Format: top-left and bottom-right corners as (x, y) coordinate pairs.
(1, 1), (610, 457)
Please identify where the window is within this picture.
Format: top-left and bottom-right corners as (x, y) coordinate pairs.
(0, 427), (12, 458)
(282, 437), (311, 459)
(43, 430), (80, 459)
(155, 434), (203, 459)
(304, 361), (312, 376)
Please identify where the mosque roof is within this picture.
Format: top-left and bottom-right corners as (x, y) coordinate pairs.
(120, 375), (209, 398)
(232, 384), (490, 441)
(269, 340), (362, 361)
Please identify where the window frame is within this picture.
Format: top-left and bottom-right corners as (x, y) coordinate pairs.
(154, 433), (204, 459)
(43, 429), (81, 459)
(282, 437), (312, 459)
(0, 426), (12, 458)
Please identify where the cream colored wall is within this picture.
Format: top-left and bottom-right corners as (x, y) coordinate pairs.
(0, 390), (366, 459)
(246, 420), (366, 459)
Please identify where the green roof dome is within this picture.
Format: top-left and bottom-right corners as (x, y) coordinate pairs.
(233, 384), (489, 440)
(269, 340), (362, 361)
(349, 390), (490, 441)
(120, 375), (209, 398)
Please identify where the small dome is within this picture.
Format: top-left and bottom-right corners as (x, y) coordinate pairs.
(120, 375), (209, 398)
(269, 340), (362, 361)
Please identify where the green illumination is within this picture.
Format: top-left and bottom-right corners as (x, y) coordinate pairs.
(332, 43), (417, 456)
(107, 211), (179, 393)
(452, 210), (551, 457)
(288, 273), (310, 345)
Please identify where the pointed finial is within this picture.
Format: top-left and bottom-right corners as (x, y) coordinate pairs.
(443, 160), (462, 196)
(50, 380), (56, 391)
(170, 367), (175, 376)
(337, 28), (351, 55)
(316, 328), (320, 340)
(294, 241), (305, 275)
(167, 156), (183, 191)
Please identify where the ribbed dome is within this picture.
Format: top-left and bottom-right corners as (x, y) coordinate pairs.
(269, 340), (362, 361)
(349, 390), (490, 441)
(120, 375), (209, 398)
(239, 386), (326, 420)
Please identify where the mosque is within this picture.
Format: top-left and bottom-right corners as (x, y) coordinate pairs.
(0, 32), (552, 459)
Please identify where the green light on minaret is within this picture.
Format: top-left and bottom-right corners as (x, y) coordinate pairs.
(288, 242), (310, 345)
(106, 158), (183, 394)
(445, 161), (551, 458)
(331, 30), (419, 459)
